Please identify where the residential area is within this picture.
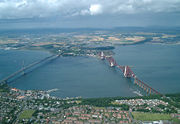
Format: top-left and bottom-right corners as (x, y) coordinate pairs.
(0, 84), (180, 124)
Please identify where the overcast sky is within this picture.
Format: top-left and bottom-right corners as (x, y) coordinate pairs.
(0, 0), (180, 29)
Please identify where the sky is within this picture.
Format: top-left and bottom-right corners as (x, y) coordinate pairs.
(0, 0), (180, 29)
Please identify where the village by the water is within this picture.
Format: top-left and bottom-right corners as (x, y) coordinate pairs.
(0, 29), (180, 124)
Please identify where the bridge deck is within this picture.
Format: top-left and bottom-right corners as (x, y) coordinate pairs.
(101, 53), (161, 95)
(0, 54), (59, 84)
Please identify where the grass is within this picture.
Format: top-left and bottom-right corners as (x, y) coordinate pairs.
(94, 107), (105, 109)
(132, 112), (172, 121)
(172, 118), (180, 123)
(19, 109), (35, 119)
(111, 101), (121, 105)
(75, 100), (82, 104)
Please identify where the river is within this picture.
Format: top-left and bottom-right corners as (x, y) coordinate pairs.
(0, 44), (180, 98)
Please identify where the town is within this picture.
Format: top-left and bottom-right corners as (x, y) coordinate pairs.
(1, 0), (180, 123)
(0, 83), (180, 124)
(0, 29), (180, 57)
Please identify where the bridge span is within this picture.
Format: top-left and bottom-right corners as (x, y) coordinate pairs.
(99, 51), (161, 95)
(0, 54), (59, 84)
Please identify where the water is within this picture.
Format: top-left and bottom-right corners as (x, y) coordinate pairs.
(114, 44), (180, 94)
(0, 44), (180, 98)
(0, 49), (51, 80)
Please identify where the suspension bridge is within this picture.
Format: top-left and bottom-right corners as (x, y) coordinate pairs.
(0, 50), (162, 96)
(0, 54), (60, 84)
(99, 51), (161, 95)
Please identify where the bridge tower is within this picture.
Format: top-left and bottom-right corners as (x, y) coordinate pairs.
(109, 57), (116, 67)
(123, 66), (132, 78)
(22, 60), (25, 75)
(110, 61), (115, 67)
(100, 51), (105, 60)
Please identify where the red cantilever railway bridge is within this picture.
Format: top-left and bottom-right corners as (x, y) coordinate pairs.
(99, 51), (161, 95)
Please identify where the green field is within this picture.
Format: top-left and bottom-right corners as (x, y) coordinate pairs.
(132, 112), (172, 121)
(19, 109), (35, 119)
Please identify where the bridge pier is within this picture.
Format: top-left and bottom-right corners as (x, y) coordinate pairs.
(110, 61), (115, 67)
(105, 56), (117, 67)
(100, 51), (105, 60)
(98, 51), (161, 96)
(133, 78), (158, 95)
(146, 88), (148, 93)
(134, 78), (137, 85)
(123, 66), (134, 78)
(22, 70), (25, 75)
(144, 87), (146, 91)
(148, 88), (151, 94)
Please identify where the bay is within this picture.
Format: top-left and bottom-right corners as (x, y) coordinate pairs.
(0, 44), (180, 98)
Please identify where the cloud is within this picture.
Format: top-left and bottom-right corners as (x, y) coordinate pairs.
(89, 4), (102, 15)
(0, 0), (180, 19)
